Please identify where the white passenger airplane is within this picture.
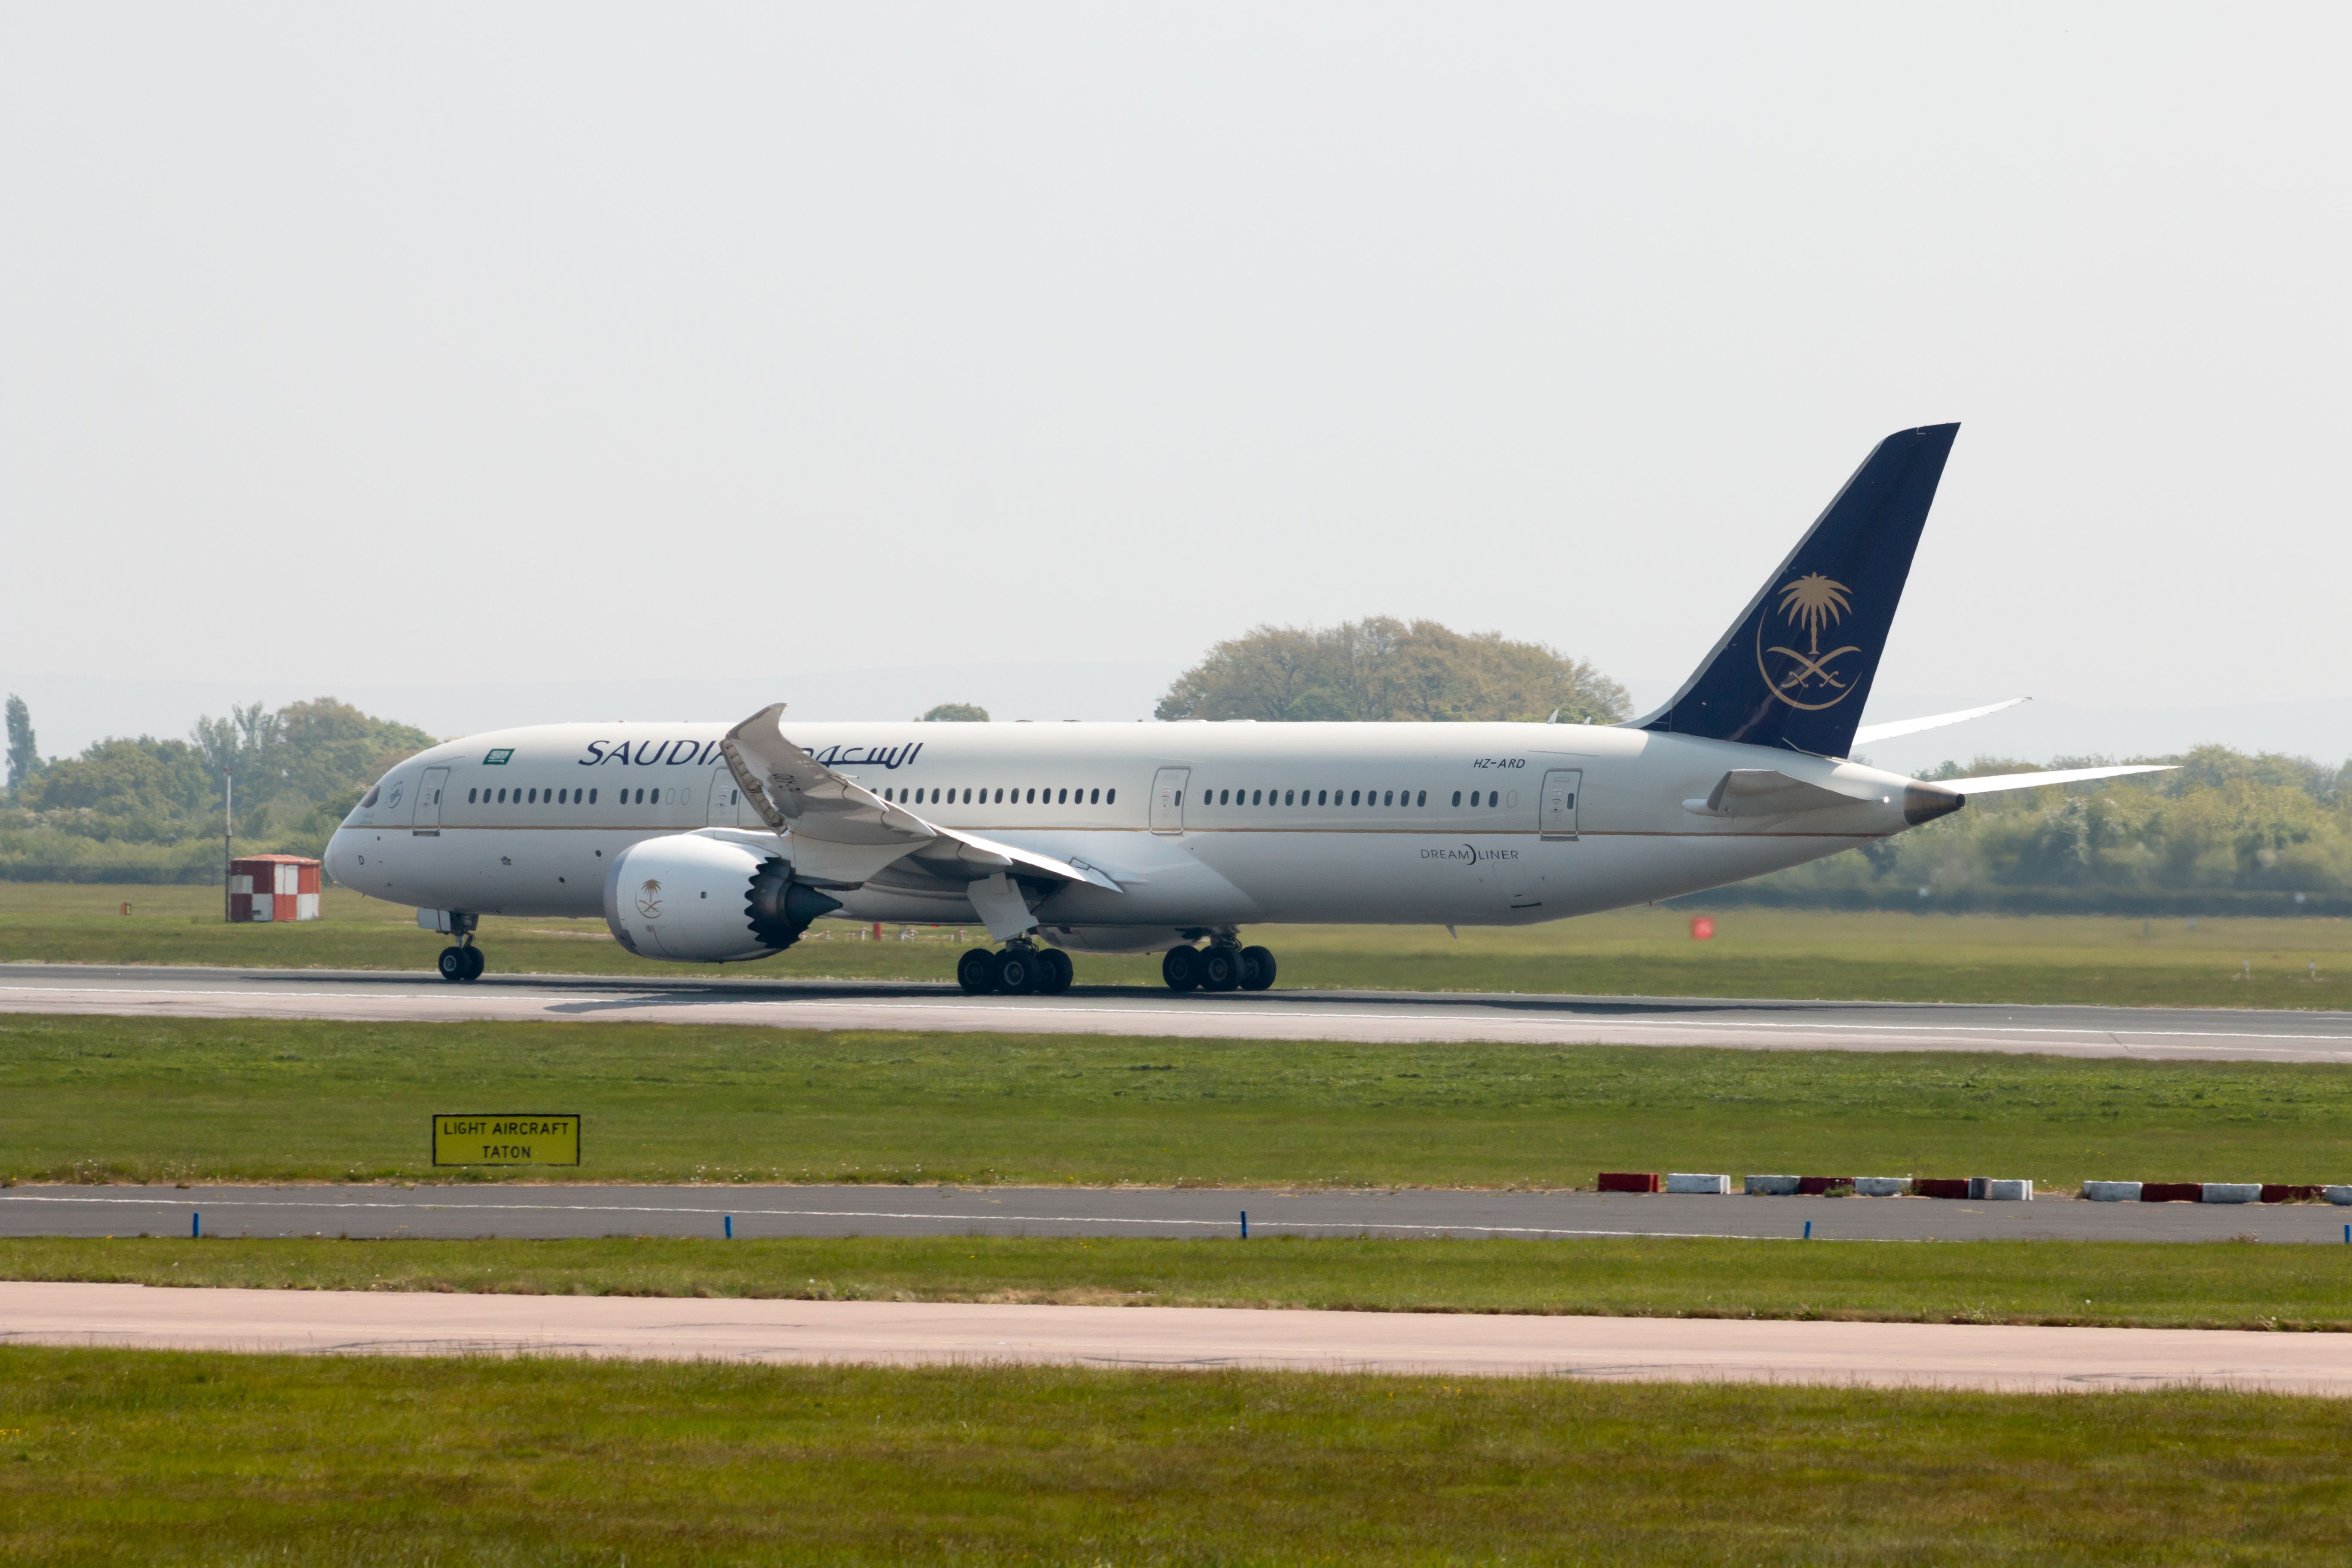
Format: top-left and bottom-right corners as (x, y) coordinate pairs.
(326, 424), (2164, 994)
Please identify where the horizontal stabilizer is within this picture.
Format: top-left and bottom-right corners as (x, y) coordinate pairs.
(1852, 698), (2029, 747)
(1684, 769), (1881, 818)
(1943, 764), (2174, 796)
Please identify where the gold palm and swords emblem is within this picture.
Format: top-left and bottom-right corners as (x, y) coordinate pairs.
(1754, 573), (1862, 710)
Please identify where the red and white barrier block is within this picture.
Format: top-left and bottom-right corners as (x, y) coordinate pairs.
(228, 855), (321, 923)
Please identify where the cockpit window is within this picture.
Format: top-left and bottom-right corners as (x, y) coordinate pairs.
(359, 784), (380, 808)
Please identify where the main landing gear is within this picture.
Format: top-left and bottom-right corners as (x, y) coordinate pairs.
(957, 941), (1075, 996)
(1162, 939), (1275, 994)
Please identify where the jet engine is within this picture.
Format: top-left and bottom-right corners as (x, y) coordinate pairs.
(603, 833), (839, 963)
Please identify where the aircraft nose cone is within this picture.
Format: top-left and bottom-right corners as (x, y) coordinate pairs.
(324, 828), (358, 885)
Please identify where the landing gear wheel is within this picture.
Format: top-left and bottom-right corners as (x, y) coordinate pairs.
(460, 946), (486, 982)
(957, 947), (1001, 995)
(1161, 945), (1202, 994)
(1239, 945), (1276, 991)
(1036, 947), (1075, 995)
(437, 946), (467, 983)
(995, 947), (1043, 995)
(1198, 946), (1241, 992)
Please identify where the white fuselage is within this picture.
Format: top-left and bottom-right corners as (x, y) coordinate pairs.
(325, 718), (1923, 945)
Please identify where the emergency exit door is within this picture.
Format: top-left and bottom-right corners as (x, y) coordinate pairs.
(1150, 767), (1190, 835)
(1539, 769), (1581, 840)
(414, 768), (449, 830)
(708, 769), (744, 826)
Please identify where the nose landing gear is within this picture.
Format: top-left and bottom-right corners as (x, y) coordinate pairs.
(957, 941), (1074, 996)
(434, 913), (484, 983)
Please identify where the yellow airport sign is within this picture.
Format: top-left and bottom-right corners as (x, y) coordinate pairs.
(432, 1113), (581, 1167)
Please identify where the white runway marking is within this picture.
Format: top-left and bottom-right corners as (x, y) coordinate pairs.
(6, 1280), (2350, 1393)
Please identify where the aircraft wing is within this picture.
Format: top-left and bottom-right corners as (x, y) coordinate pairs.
(1850, 698), (2029, 747)
(1942, 764), (2174, 795)
(719, 704), (1121, 892)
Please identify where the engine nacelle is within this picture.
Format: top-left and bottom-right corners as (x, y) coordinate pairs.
(603, 833), (839, 964)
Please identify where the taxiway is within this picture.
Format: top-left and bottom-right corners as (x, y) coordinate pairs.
(4, 1280), (2347, 1393)
(6, 1182), (2348, 1243)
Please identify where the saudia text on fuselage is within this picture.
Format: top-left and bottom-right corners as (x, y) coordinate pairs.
(572, 739), (925, 771)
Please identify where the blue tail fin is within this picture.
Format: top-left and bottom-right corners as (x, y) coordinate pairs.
(1633, 423), (1958, 758)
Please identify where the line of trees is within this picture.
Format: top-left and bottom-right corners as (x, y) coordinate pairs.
(1156, 618), (1631, 725)
(0, 695), (432, 882)
(8, 678), (2351, 910)
(1714, 746), (2352, 913)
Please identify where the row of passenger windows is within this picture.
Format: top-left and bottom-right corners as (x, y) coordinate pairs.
(1206, 787), (1508, 809)
(464, 786), (677, 806)
(876, 786), (1115, 807)
(469, 786), (602, 805)
(455, 781), (1510, 812)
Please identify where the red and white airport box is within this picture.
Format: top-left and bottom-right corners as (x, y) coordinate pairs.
(229, 855), (322, 922)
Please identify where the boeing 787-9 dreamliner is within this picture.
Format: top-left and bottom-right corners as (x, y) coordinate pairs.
(326, 424), (2164, 993)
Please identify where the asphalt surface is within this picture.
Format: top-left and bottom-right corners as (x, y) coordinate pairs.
(7, 1182), (2350, 1243)
(8, 1282), (2350, 1391)
(6, 962), (2352, 1062)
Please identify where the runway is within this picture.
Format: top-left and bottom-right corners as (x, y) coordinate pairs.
(7, 1182), (2349, 1243)
(4, 1280), (2347, 1393)
(5, 962), (2352, 1063)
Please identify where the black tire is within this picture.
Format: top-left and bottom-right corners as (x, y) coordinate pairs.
(995, 947), (1041, 995)
(1161, 945), (1202, 993)
(437, 946), (466, 983)
(460, 946), (487, 982)
(1037, 947), (1075, 995)
(957, 947), (1000, 995)
(1199, 946), (1240, 992)
(1240, 945), (1276, 991)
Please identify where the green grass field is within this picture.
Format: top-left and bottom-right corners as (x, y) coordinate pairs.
(12, 1234), (2352, 1331)
(4, 1347), (2349, 1564)
(7, 1012), (2352, 1189)
(5, 880), (2349, 1007)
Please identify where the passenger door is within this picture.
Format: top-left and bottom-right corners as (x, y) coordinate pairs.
(1539, 769), (1580, 841)
(415, 767), (450, 830)
(707, 769), (743, 826)
(1150, 767), (1190, 835)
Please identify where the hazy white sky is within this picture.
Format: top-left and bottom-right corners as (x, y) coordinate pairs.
(4, 5), (2346, 722)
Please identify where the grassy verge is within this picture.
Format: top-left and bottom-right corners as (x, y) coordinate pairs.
(8, 1013), (2352, 1190)
(7, 882), (2351, 1007)
(4, 1347), (2351, 1565)
(12, 1234), (2352, 1331)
